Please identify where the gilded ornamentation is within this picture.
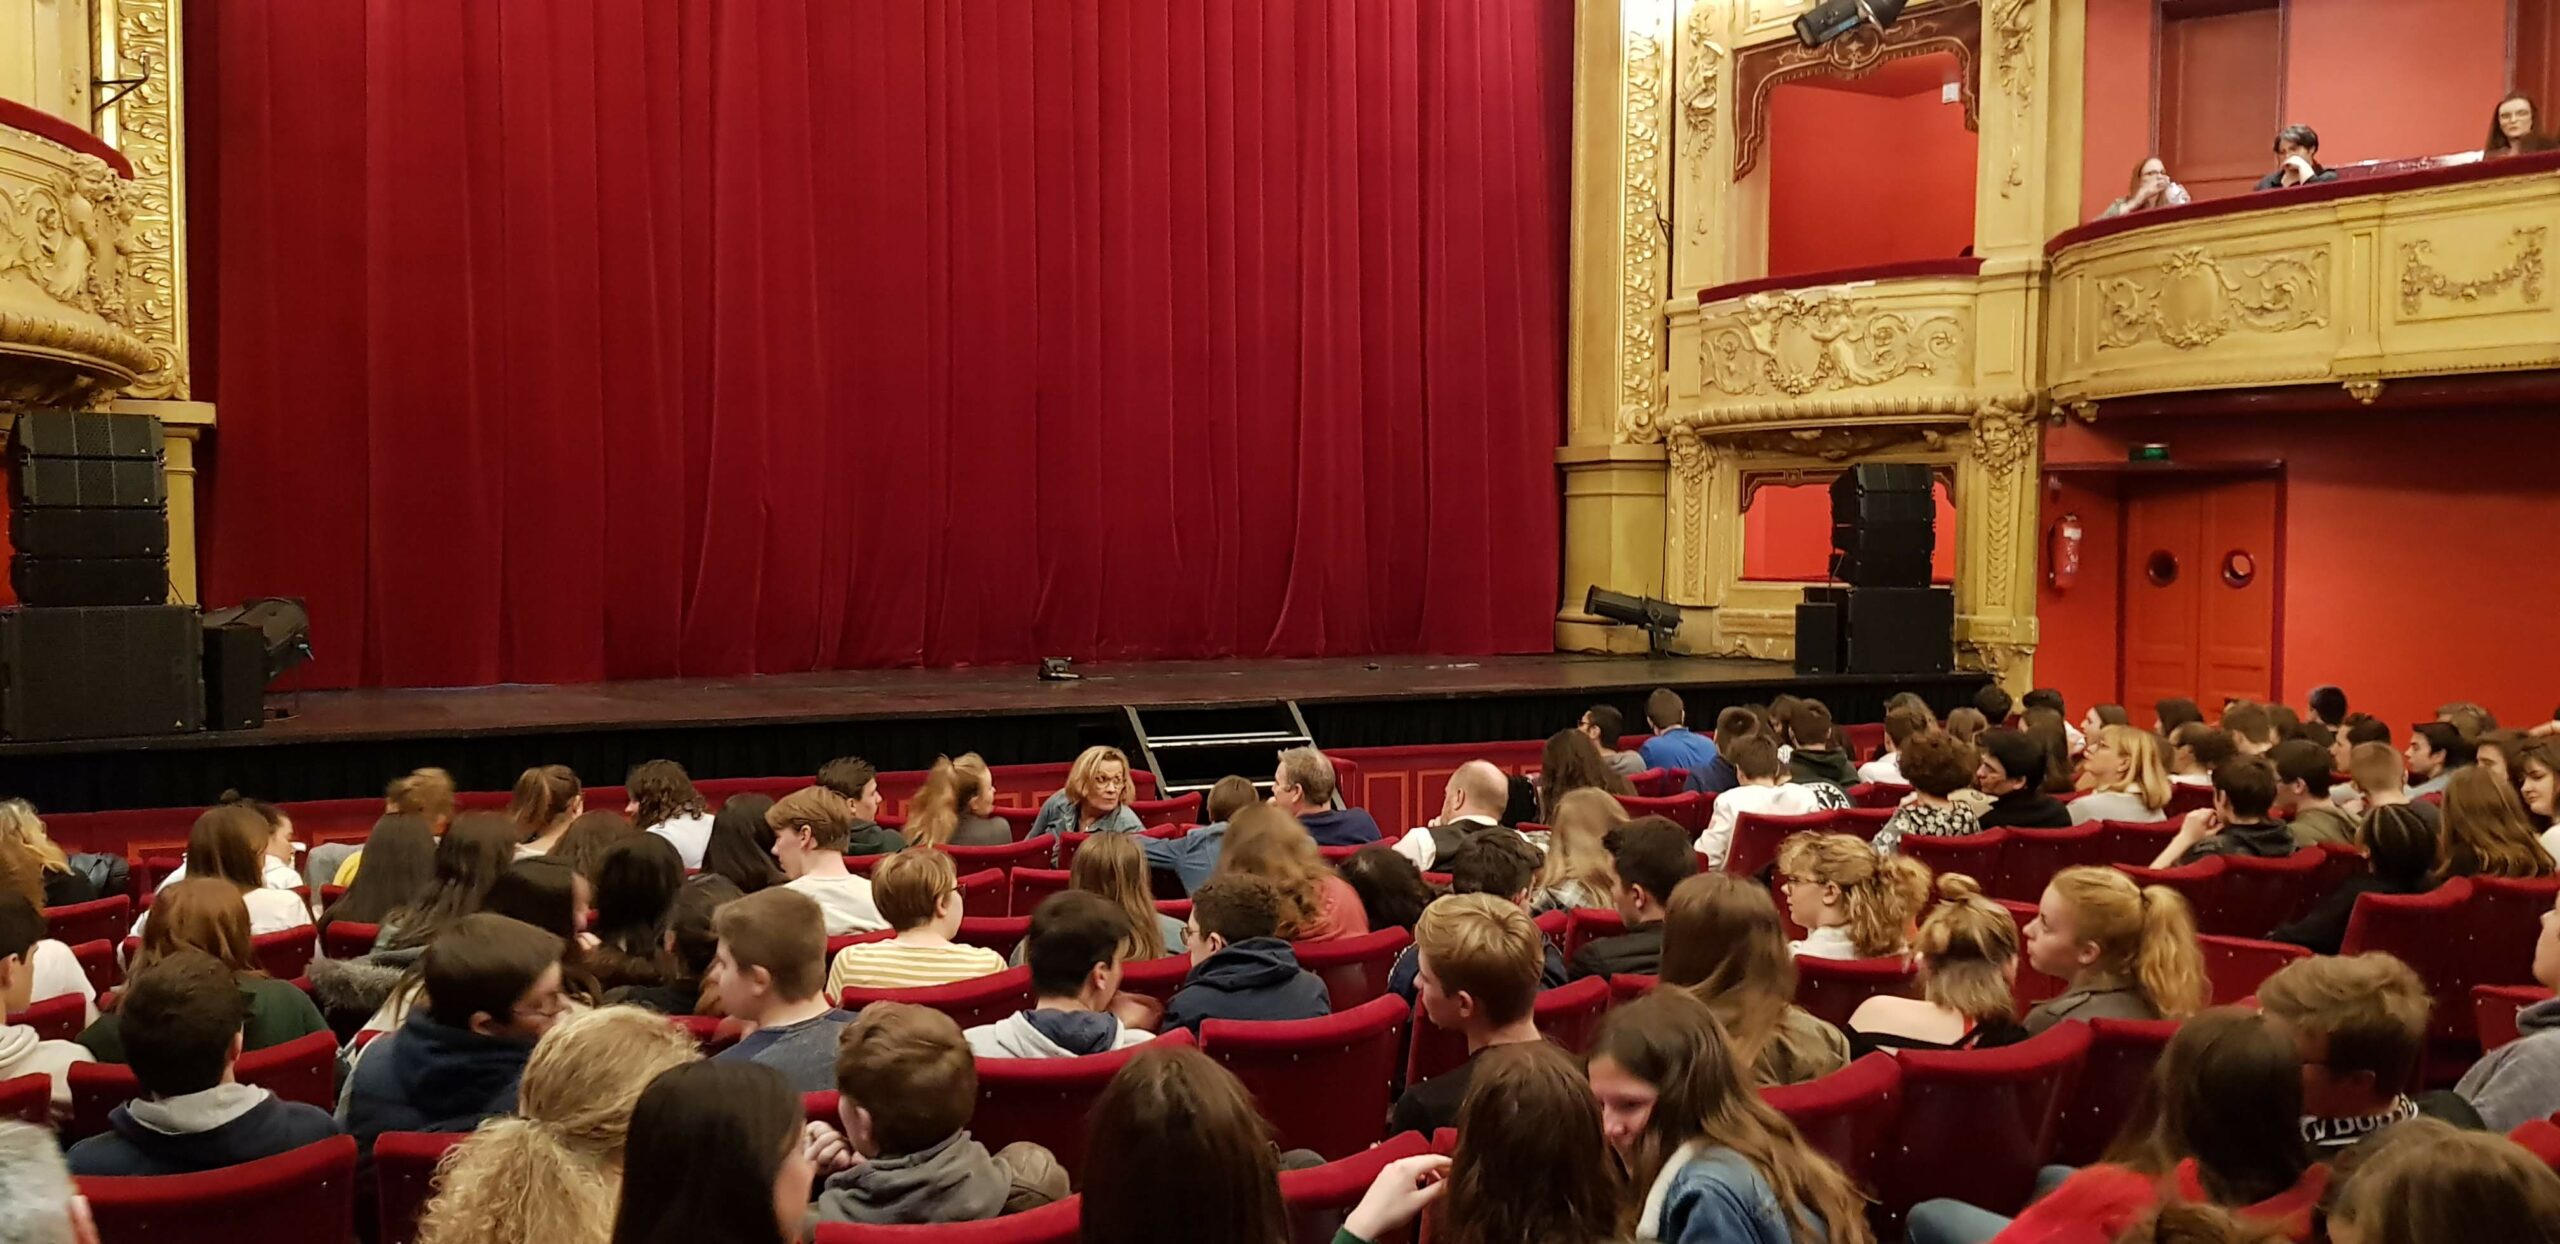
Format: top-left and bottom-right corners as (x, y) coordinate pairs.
(2095, 247), (2329, 351)
(2065, 399), (2097, 423)
(1702, 289), (1965, 396)
(1968, 395), (2038, 613)
(94, 0), (189, 398)
(1960, 639), (2035, 684)
(1617, 17), (1670, 444)
(0, 155), (133, 323)
(1679, 16), (1723, 242)
(2398, 227), (2545, 315)
(2342, 378), (2383, 405)
(1666, 430), (1715, 593)
(1989, 0), (2034, 199)
(1722, 424), (1947, 463)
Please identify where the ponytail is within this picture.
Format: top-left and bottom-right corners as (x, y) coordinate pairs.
(508, 765), (583, 838)
(1778, 831), (1930, 959)
(2133, 885), (2208, 1019)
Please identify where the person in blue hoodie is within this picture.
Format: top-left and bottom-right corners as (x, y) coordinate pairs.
(342, 913), (568, 1172)
(1682, 706), (1759, 796)
(65, 950), (339, 1176)
(1274, 748), (1381, 848)
(1162, 875), (1332, 1034)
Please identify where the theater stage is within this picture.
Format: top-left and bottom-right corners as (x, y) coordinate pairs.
(0, 653), (1989, 813)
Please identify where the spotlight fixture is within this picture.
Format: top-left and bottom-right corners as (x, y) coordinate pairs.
(200, 597), (314, 682)
(1794, 0), (1909, 49)
(1585, 587), (1684, 658)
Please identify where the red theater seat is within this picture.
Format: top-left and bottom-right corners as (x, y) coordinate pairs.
(1608, 973), (1658, 1005)
(1406, 975), (1614, 1085)
(944, 839), (1055, 876)
(2097, 820), (2181, 867)
(0, 1073), (49, 1126)
(2343, 879), (2479, 1080)
(814, 1198), (1082, 1244)
(1849, 782), (1912, 810)
(837, 966), (1037, 1030)
(1792, 955), (1919, 1029)
(1877, 1021), (2090, 1228)
(1127, 793), (1203, 828)
(1833, 807), (1894, 842)
(1842, 723), (1887, 763)
(956, 867), (1008, 919)
(69, 938), (118, 994)
(1203, 995), (1408, 1159)
(7, 993), (82, 1042)
(2113, 858), (2223, 925)
(1899, 830), (2008, 888)
(2199, 935), (2310, 1005)
(2468, 875), (2560, 974)
(2052, 1017), (2179, 1166)
(254, 926), (319, 982)
(992, 806), (1040, 839)
(954, 916), (1031, 959)
(374, 1130), (471, 1244)
(1761, 1052), (1903, 1195)
(1631, 767), (1685, 797)
(2163, 784), (2216, 818)
(1727, 811), (1831, 881)
(1008, 867), (1073, 916)
(2475, 984), (2554, 1051)
(323, 920), (382, 961)
(1114, 953), (1196, 1004)
(1279, 1130), (1433, 1242)
(669, 1013), (740, 1053)
(1616, 791), (1710, 832)
(971, 1029), (1197, 1177)
(1293, 927), (1411, 1011)
(2204, 850), (2327, 938)
(1562, 908), (1626, 963)
(1993, 824), (2108, 902)
(825, 929), (894, 959)
(44, 895), (132, 946)
(79, 1135), (357, 1244)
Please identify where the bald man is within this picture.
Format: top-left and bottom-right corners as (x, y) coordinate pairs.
(1391, 761), (1529, 871)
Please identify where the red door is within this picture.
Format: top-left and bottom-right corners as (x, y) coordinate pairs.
(2119, 475), (2279, 718)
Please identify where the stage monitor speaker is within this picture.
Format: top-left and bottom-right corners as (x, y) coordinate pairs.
(11, 556), (167, 607)
(10, 410), (163, 461)
(1831, 488), (1936, 528)
(1827, 546), (1934, 587)
(1793, 601), (1843, 675)
(10, 508), (168, 560)
(11, 458), (165, 509)
(202, 622), (265, 731)
(1803, 585), (1954, 674)
(0, 605), (203, 741)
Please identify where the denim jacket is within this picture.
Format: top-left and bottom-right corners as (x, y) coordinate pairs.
(1026, 791), (1144, 840)
(1641, 1142), (1827, 1244)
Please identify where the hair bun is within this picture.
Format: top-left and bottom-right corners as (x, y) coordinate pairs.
(215, 788), (247, 805)
(1936, 872), (1982, 902)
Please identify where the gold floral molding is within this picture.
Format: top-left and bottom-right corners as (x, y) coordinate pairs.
(1665, 429), (1717, 594)
(1616, 13), (1671, 444)
(1724, 423), (1949, 464)
(2095, 247), (2329, 351)
(1988, 0), (2034, 199)
(2399, 227), (2545, 315)
(1678, 13), (1722, 245)
(1702, 288), (1965, 396)
(1965, 393), (2038, 621)
(0, 126), (153, 408)
(93, 0), (188, 399)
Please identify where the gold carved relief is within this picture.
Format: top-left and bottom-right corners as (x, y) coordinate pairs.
(2399, 227), (2545, 316)
(0, 155), (132, 324)
(1702, 289), (1965, 396)
(1989, 0), (2034, 200)
(1617, 16), (1671, 444)
(93, 0), (187, 398)
(1722, 424), (1948, 463)
(1666, 430), (1716, 595)
(1966, 394), (2037, 615)
(1678, 14), (1723, 244)
(2095, 247), (2329, 351)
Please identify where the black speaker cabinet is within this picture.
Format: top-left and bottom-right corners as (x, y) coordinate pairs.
(1793, 601), (1843, 675)
(1802, 585), (1955, 675)
(11, 457), (165, 509)
(1828, 545), (1934, 588)
(0, 605), (203, 741)
(11, 507), (168, 559)
(202, 621), (266, 731)
(11, 410), (163, 460)
(11, 556), (167, 607)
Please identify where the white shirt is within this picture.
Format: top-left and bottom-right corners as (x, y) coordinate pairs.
(1790, 925), (1862, 961)
(1698, 782), (1822, 868)
(157, 857), (303, 893)
(131, 884), (314, 940)
(1389, 814), (1510, 872)
(2541, 825), (2560, 864)
(646, 811), (717, 869)
(785, 872), (888, 936)
(27, 939), (99, 1027)
(1856, 753), (1905, 785)
(2170, 773), (2212, 787)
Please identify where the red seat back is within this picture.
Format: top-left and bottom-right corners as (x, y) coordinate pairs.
(0, 1073), (49, 1126)
(1832, 807), (1894, 843)
(990, 806), (1041, 839)
(1277, 1131), (1433, 1244)
(1727, 812), (1831, 880)
(824, 929), (895, 959)
(374, 1130), (471, 1244)
(1760, 1052), (1903, 1195)
(2466, 875), (2560, 980)
(1899, 830), (2009, 889)
(2202, 850), (2327, 937)
(837, 966), (1038, 1030)
(79, 1135), (357, 1244)
(1115, 953), (1196, 1004)
(64, 939), (116, 995)
(322, 920), (381, 962)
(44, 895), (133, 946)
(1877, 1021), (2090, 1228)
(254, 926), (318, 982)
(1126, 793), (1203, 828)
(2164, 784), (2217, 818)
(1202, 995), (1408, 1159)
(1849, 782), (1912, 810)
(2052, 1017), (2180, 1166)
(2112, 858), (2225, 928)
(1841, 723), (1887, 763)
(1532, 975), (1614, 1054)
(2097, 820), (2181, 867)
(2474, 984), (2553, 1051)
(7, 992), (83, 1042)
(1561, 908), (1626, 963)
(1993, 825), (2108, 903)
(1291, 927), (1412, 1011)
(1608, 973), (1658, 1005)
(2199, 935), (2310, 1005)
(2310, 841), (2366, 897)
(942, 838), (1055, 875)
(973, 1029), (1196, 1178)
(1405, 996), (1467, 1086)
(1630, 768), (1686, 798)
(1008, 867), (1073, 917)
(954, 917), (1032, 959)
(955, 867), (1009, 919)
(2342, 880), (2479, 1057)
(1615, 791), (1710, 832)
(814, 1199), (1082, 1244)
(669, 1013), (745, 1054)
(1791, 955), (1919, 1029)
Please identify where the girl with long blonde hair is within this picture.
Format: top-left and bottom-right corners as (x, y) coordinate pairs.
(1533, 788), (1626, 913)
(0, 799), (94, 908)
(1212, 804), (1368, 941)
(1846, 873), (2026, 1052)
(1657, 874), (1848, 1088)
(2072, 724), (2173, 824)
(1025, 833), (1180, 963)
(1775, 832), (1931, 960)
(2021, 865), (2208, 1033)
(904, 754), (1013, 848)
(421, 1005), (700, 1244)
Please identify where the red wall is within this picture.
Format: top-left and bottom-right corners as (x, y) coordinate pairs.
(2032, 472), (2125, 713)
(2037, 413), (2560, 731)
(2284, 0), (2509, 165)
(1766, 70), (1978, 275)
(2081, 0), (2157, 220)
(1743, 479), (1957, 583)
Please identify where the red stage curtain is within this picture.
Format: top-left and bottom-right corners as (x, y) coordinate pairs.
(187, 0), (1570, 688)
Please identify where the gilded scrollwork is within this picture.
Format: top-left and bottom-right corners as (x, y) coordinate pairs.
(1617, 18), (1670, 445)
(2399, 227), (2545, 315)
(1666, 431), (1716, 594)
(1679, 13), (1723, 244)
(1988, 0), (2034, 199)
(1967, 394), (2038, 617)
(1702, 289), (1966, 397)
(1721, 424), (1947, 463)
(0, 156), (133, 323)
(95, 0), (189, 398)
(2095, 247), (2329, 351)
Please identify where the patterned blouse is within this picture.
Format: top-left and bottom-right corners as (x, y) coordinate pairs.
(1871, 800), (1980, 857)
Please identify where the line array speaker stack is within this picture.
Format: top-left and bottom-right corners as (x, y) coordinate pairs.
(1795, 462), (1954, 675)
(1, 410), (202, 740)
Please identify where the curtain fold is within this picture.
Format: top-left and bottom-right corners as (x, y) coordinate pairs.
(191, 0), (1569, 689)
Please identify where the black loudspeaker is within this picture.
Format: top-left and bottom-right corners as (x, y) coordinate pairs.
(10, 508), (167, 559)
(10, 410), (162, 460)
(1802, 585), (1955, 674)
(202, 622), (266, 731)
(1829, 462), (1932, 519)
(1828, 545), (1934, 586)
(1793, 601), (1843, 675)
(0, 605), (203, 740)
(11, 458), (164, 509)
(1828, 463), (1937, 588)
(10, 557), (164, 607)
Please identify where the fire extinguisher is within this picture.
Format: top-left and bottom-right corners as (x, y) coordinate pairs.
(2048, 512), (2084, 590)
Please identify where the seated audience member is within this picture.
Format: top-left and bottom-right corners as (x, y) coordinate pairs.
(2438, 765), (2558, 881)
(345, 914), (570, 1162)
(1271, 746), (1379, 847)
(2440, 700), (2500, 739)
(1697, 736), (1824, 866)
(904, 754), (1014, 848)
(1848, 874), (2026, 1054)
(1539, 729), (1634, 823)
(1077, 1045), (1287, 1244)
(2305, 684), (2348, 729)
(2021, 687), (2078, 744)
(2347, 739), (2440, 832)
(2156, 755), (2295, 867)
(2154, 695), (2206, 738)
(606, 874), (741, 1015)
(803, 1003), (1066, 1230)
(2487, 91), (2554, 157)
(0, 893), (92, 1114)
(765, 786), (887, 935)
(2519, 739), (2560, 861)
(824, 848), (1005, 994)
(316, 813), (438, 943)
(1140, 774), (1261, 896)
(2330, 713), (2391, 793)
(1783, 699), (1860, 788)
(1567, 817), (1696, 981)
(415, 1005), (697, 1244)
(696, 793), (786, 894)
(2100, 155), (2190, 218)
(1860, 703), (1931, 786)
(2270, 804), (2439, 956)
(509, 765), (586, 859)
(79, 880), (328, 1062)
(706, 888), (855, 1092)
(1659, 874), (1848, 1087)
(1637, 687), (1718, 773)
(1163, 875), (1329, 1034)
(2081, 702), (2132, 736)
(0, 801), (97, 909)
(1394, 760), (1526, 872)
(1340, 1042), (1627, 1244)
(2021, 865), (2207, 1033)
(1975, 729), (2075, 830)
(2071, 724), (2173, 826)
(2255, 953), (2481, 1155)
(1531, 787), (1626, 913)
(136, 804), (312, 940)
(1388, 834), (1565, 999)
(1581, 703), (1647, 778)
(2268, 738), (2356, 848)
(966, 891), (1154, 1057)
(1683, 705), (1760, 796)
(1945, 707), (1992, 756)
(319, 767), (459, 888)
(2255, 123), (2339, 190)
(2224, 703), (2279, 757)
(550, 809), (639, 886)
(2476, 729), (2531, 784)
(315, 815), (523, 1035)
(1215, 803), (1370, 941)
(582, 835), (685, 993)
(1974, 683), (2016, 729)
(1905, 1010), (2323, 1244)
(1777, 831), (1929, 961)
(1388, 894), (1548, 1137)
(486, 860), (597, 993)
(0, 1121), (101, 1244)
(2454, 881), (2560, 1131)
(1068, 831), (1184, 961)
(2406, 721), (2470, 800)
(1336, 845), (1436, 936)
(627, 759), (717, 870)
(2167, 721), (2232, 787)
(608, 1061), (812, 1244)
(2021, 708), (2079, 796)
(1587, 989), (1872, 1244)
(2326, 1118), (2560, 1244)
(1028, 745), (1143, 839)
(806, 757), (902, 856)
(1872, 730), (1984, 855)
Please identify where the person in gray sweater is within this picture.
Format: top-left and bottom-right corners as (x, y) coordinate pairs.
(2456, 892), (2560, 1132)
(706, 888), (855, 1093)
(803, 1003), (1065, 1230)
